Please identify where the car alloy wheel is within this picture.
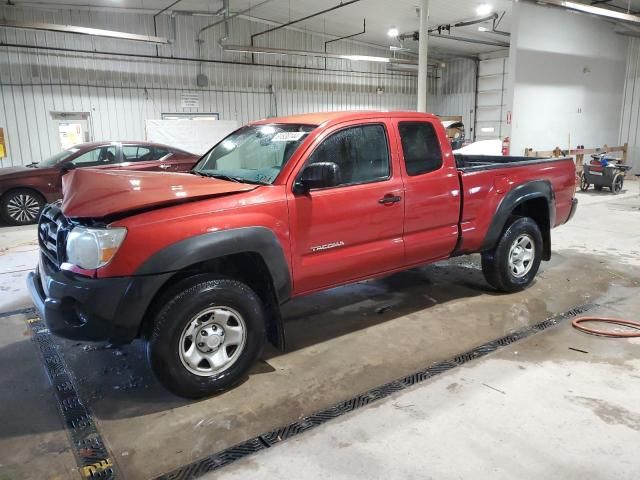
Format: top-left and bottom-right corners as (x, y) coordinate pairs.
(6, 193), (41, 223)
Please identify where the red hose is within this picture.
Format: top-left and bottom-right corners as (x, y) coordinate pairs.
(572, 316), (640, 338)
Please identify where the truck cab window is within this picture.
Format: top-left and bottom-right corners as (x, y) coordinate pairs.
(306, 124), (390, 187)
(398, 122), (443, 176)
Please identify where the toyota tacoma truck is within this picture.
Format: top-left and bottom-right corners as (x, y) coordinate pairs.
(28, 111), (578, 398)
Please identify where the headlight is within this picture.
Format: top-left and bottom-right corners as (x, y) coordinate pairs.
(66, 227), (127, 269)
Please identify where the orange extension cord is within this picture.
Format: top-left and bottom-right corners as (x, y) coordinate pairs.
(572, 316), (640, 338)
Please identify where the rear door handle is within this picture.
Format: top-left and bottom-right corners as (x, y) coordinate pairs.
(379, 194), (402, 205)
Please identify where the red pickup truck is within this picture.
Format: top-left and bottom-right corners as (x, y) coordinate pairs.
(28, 111), (577, 398)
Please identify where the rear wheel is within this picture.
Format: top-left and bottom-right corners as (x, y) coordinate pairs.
(147, 275), (266, 398)
(481, 217), (543, 293)
(579, 174), (589, 192)
(611, 173), (624, 194)
(1, 189), (44, 225)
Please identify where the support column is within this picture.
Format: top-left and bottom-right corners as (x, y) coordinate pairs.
(417, 0), (430, 112)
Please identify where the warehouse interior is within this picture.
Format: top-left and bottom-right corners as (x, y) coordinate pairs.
(0, 0), (639, 479)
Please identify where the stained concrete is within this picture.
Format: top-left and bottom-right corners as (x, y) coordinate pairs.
(0, 187), (638, 479)
(0, 224), (38, 313)
(214, 295), (640, 480)
(0, 314), (78, 480)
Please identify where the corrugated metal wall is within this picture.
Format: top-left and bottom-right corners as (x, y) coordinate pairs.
(428, 58), (477, 139)
(620, 38), (640, 174)
(0, 6), (423, 166)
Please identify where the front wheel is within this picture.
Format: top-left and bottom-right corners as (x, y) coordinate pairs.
(147, 276), (266, 398)
(481, 217), (543, 293)
(1, 189), (45, 225)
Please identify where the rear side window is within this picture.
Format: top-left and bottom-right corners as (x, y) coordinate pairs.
(398, 122), (443, 176)
(122, 146), (151, 162)
(306, 124), (390, 187)
(153, 148), (172, 159)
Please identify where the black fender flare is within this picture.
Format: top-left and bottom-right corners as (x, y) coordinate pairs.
(136, 226), (292, 303)
(136, 227), (291, 349)
(481, 180), (555, 258)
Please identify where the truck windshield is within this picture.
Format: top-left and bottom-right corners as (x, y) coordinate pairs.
(194, 124), (316, 184)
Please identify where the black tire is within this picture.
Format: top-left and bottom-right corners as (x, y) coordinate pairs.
(481, 217), (543, 293)
(0, 189), (45, 225)
(147, 275), (266, 398)
(611, 173), (624, 194)
(579, 174), (589, 192)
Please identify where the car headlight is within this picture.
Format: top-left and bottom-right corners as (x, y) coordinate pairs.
(66, 227), (127, 269)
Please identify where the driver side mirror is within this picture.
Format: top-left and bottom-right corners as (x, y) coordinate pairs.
(293, 162), (342, 194)
(60, 163), (76, 173)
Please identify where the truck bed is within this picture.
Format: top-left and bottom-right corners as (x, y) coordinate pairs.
(453, 154), (577, 256)
(455, 154), (571, 172)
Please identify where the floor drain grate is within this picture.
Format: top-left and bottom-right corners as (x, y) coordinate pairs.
(25, 314), (118, 479)
(158, 302), (599, 480)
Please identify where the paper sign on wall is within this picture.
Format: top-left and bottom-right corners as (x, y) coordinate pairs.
(0, 128), (6, 158)
(181, 93), (200, 109)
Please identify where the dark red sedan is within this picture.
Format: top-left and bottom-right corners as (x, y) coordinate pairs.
(0, 141), (199, 225)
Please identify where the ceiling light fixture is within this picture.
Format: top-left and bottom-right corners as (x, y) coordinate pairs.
(343, 54), (391, 63)
(387, 27), (399, 37)
(478, 26), (489, 31)
(476, 4), (493, 15)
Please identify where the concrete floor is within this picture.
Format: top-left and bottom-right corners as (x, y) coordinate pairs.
(0, 184), (638, 479)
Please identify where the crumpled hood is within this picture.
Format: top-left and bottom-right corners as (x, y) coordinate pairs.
(61, 169), (256, 218)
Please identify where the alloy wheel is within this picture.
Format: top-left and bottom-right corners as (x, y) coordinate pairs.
(6, 194), (41, 223)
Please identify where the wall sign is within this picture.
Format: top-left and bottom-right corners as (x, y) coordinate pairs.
(181, 93), (200, 109)
(0, 128), (6, 158)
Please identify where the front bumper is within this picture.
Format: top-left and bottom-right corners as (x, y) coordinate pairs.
(27, 255), (171, 344)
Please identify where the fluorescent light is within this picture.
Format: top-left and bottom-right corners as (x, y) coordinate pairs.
(481, 127), (495, 133)
(342, 55), (390, 63)
(387, 27), (399, 37)
(478, 26), (489, 32)
(476, 4), (493, 15)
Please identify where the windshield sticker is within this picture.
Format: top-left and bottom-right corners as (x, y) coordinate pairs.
(271, 132), (307, 142)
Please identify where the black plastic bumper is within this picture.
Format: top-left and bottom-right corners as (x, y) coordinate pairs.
(566, 198), (578, 223)
(27, 255), (172, 344)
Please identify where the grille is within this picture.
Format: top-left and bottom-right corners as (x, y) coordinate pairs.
(38, 202), (71, 270)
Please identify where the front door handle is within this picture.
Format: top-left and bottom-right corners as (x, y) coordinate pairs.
(158, 164), (172, 170)
(379, 194), (402, 205)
